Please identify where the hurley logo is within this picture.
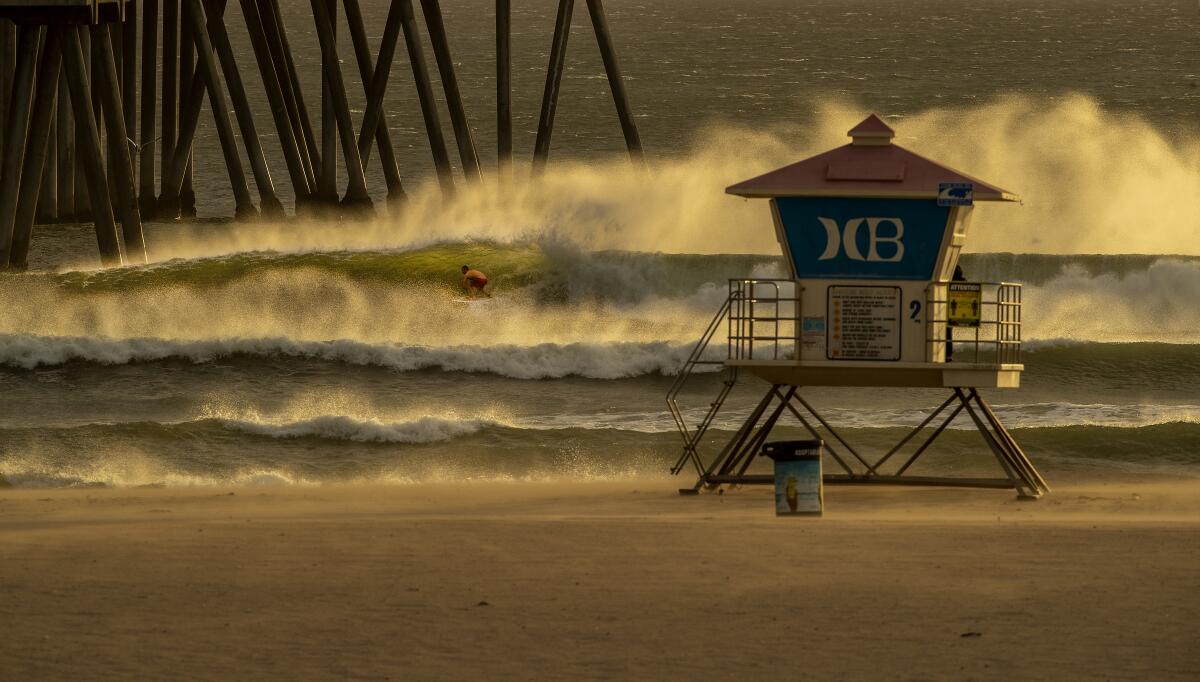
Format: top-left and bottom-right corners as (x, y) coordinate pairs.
(816, 217), (905, 262)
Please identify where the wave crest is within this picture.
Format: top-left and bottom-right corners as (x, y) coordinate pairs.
(0, 334), (711, 379)
(215, 414), (498, 444)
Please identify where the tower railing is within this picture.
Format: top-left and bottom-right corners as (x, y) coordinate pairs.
(727, 278), (800, 361)
(924, 282), (1023, 365)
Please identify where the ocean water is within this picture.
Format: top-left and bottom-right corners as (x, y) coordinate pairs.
(1, 0), (1199, 487)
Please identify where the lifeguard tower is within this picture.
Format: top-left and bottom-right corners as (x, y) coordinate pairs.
(667, 115), (1049, 499)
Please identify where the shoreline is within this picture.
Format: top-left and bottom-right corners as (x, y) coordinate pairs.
(3, 478), (1198, 679)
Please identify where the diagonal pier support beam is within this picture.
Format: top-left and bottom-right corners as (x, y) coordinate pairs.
(343, 0), (405, 207)
(419, 0), (481, 182)
(163, 0), (258, 219)
(397, 0), (453, 196)
(352, 1), (401, 174)
(262, 0), (319, 188)
(63, 26), (123, 267)
(92, 22), (147, 262)
(240, 0), (312, 206)
(0, 25), (41, 267)
(309, 0), (372, 211)
(584, 0), (642, 163)
(9, 26), (64, 268)
(206, 0), (284, 217)
(532, 0), (572, 175)
(139, 0), (158, 215)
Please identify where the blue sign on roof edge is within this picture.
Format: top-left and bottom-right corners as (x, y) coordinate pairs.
(937, 183), (973, 207)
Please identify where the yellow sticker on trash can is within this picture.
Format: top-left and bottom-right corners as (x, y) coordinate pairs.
(948, 283), (982, 327)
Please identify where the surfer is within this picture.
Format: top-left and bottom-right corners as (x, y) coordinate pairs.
(461, 266), (491, 298)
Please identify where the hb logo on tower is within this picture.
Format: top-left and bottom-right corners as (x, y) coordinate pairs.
(774, 197), (950, 280)
(816, 217), (905, 262)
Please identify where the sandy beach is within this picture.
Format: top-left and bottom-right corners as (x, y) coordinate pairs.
(1, 478), (1197, 680)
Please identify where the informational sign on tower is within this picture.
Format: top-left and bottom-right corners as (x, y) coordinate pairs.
(948, 282), (982, 327)
(826, 286), (901, 360)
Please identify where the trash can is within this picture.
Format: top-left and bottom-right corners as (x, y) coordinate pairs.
(762, 440), (824, 516)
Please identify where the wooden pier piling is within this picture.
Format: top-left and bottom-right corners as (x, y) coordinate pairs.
(207, 0), (282, 216)
(533, 0), (573, 174)
(159, 0), (178, 216)
(92, 22), (147, 260)
(183, 0), (257, 219)
(342, 0), (405, 207)
(139, 0), (157, 215)
(57, 71), (74, 221)
(354, 0), (401, 166)
(240, 0), (311, 205)
(398, 0), (454, 196)
(0, 25), (41, 267)
(63, 25), (123, 267)
(179, 0), (195, 216)
(317, 0), (336, 206)
(584, 0), (642, 162)
(309, 0), (372, 210)
(10, 26), (61, 268)
(496, 0), (510, 176)
(420, 0), (481, 182)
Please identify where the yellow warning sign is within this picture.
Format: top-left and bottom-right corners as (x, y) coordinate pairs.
(948, 283), (982, 327)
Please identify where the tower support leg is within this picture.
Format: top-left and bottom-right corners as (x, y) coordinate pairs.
(680, 384), (1049, 498)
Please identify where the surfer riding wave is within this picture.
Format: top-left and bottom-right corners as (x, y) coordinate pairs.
(461, 266), (491, 298)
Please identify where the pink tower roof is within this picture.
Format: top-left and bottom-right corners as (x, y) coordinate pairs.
(726, 115), (1019, 202)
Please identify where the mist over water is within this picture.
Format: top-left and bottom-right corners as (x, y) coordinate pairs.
(2, 1), (1199, 487)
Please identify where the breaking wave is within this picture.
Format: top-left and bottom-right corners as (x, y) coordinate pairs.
(215, 414), (500, 444)
(0, 333), (712, 379)
(5, 243), (1200, 345)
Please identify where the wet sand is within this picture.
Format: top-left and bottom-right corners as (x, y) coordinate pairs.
(1, 479), (1197, 680)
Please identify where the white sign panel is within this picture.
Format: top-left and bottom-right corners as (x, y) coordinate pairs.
(827, 286), (901, 361)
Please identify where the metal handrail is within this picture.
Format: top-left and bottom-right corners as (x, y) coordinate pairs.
(666, 296), (734, 475)
(727, 278), (800, 361)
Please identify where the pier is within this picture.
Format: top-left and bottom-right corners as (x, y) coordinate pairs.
(0, 0), (643, 269)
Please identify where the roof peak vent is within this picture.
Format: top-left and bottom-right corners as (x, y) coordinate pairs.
(848, 114), (895, 146)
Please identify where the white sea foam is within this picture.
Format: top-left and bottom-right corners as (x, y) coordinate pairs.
(0, 333), (716, 379)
